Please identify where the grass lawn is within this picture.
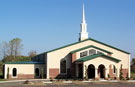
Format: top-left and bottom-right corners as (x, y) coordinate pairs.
(0, 72), (2, 77)
(0, 79), (6, 81)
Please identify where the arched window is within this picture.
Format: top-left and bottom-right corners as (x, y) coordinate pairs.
(113, 65), (116, 73)
(60, 59), (66, 73)
(35, 68), (40, 77)
(12, 68), (17, 77)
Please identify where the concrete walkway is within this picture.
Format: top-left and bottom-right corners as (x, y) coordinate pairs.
(0, 79), (50, 83)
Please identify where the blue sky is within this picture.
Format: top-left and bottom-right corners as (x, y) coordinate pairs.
(0, 0), (135, 60)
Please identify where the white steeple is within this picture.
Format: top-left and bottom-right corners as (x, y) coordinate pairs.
(79, 3), (88, 41)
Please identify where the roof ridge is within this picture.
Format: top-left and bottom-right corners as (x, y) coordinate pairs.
(71, 45), (113, 54)
(5, 61), (45, 64)
(37, 37), (129, 55)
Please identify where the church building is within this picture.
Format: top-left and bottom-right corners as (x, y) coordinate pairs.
(4, 4), (130, 80)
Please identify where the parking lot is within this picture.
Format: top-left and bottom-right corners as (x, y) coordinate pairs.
(1, 81), (135, 87)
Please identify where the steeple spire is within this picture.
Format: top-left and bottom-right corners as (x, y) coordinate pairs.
(79, 3), (88, 41)
(82, 3), (86, 23)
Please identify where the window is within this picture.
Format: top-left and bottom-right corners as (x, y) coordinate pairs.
(12, 68), (17, 77)
(97, 51), (104, 54)
(60, 59), (66, 73)
(113, 65), (116, 74)
(89, 49), (96, 55)
(80, 51), (88, 57)
(35, 68), (40, 77)
(97, 51), (102, 54)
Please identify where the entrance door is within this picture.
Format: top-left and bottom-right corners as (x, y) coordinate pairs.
(78, 64), (83, 78)
(88, 64), (95, 78)
(98, 65), (105, 78)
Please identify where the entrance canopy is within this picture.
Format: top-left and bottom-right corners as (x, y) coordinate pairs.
(75, 53), (121, 63)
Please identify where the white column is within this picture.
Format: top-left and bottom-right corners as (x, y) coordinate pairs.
(4, 65), (7, 79)
(95, 68), (98, 79)
(116, 68), (119, 78)
(83, 63), (85, 78)
(105, 68), (108, 78)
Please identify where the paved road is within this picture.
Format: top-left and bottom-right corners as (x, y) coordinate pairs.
(1, 82), (135, 87)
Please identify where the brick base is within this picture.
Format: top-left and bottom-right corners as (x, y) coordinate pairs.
(105, 78), (108, 80)
(109, 68), (128, 79)
(122, 69), (128, 78)
(49, 68), (59, 78)
(18, 74), (34, 79)
(116, 77), (119, 80)
(8, 74), (34, 79)
(95, 78), (99, 80)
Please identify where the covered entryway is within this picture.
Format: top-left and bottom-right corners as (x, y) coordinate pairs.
(98, 64), (105, 78)
(88, 64), (95, 78)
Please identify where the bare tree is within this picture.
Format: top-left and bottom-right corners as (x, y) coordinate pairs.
(0, 41), (9, 58)
(9, 39), (15, 57)
(0, 38), (23, 60)
(14, 38), (23, 57)
(28, 50), (37, 57)
(9, 38), (23, 58)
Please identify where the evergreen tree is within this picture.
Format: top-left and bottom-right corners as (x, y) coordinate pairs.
(84, 65), (88, 80)
(120, 64), (124, 80)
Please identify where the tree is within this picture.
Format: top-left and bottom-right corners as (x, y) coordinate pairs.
(131, 58), (135, 72)
(9, 38), (23, 58)
(0, 61), (3, 73)
(0, 42), (9, 58)
(28, 50), (37, 57)
(84, 65), (88, 80)
(0, 38), (23, 62)
(7, 67), (9, 79)
(120, 64), (124, 80)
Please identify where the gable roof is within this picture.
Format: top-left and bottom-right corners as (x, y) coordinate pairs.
(45, 38), (129, 54)
(5, 61), (45, 64)
(75, 53), (121, 62)
(71, 45), (113, 54)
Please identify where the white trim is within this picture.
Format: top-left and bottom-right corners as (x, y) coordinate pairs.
(47, 53), (49, 79)
(128, 55), (131, 78)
